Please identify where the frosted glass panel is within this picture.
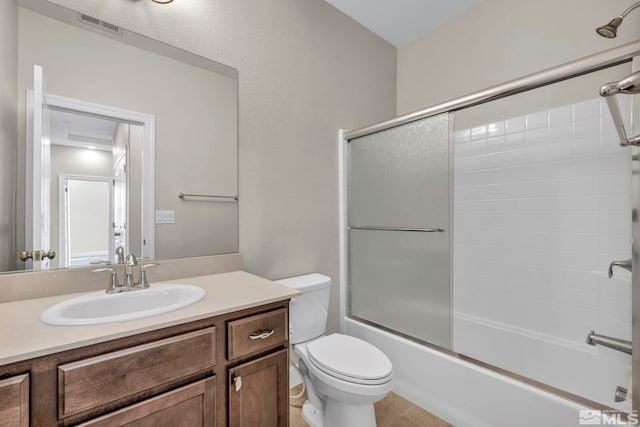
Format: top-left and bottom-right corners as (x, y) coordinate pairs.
(349, 229), (450, 347)
(348, 113), (451, 349)
(349, 114), (449, 228)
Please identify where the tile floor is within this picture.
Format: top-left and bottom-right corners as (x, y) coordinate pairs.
(289, 386), (453, 427)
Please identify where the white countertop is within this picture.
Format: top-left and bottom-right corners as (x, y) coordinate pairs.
(0, 271), (301, 366)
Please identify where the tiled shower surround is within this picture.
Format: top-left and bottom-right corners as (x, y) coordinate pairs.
(453, 98), (632, 407)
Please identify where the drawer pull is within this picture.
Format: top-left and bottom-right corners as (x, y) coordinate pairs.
(233, 376), (242, 392)
(249, 329), (275, 340)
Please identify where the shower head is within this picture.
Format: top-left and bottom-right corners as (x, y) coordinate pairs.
(596, 17), (623, 38)
(596, 1), (640, 38)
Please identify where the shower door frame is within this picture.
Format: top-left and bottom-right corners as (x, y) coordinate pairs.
(340, 40), (640, 412)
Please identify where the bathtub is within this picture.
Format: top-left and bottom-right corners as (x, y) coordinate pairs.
(344, 317), (594, 427)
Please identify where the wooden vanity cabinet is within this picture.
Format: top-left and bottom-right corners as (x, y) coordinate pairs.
(0, 373), (29, 427)
(77, 377), (216, 427)
(228, 350), (288, 427)
(0, 300), (290, 427)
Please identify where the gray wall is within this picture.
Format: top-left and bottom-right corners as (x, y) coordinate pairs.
(397, 0), (640, 114)
(0, 1), (18, 271)
(47, 0), (398, 334)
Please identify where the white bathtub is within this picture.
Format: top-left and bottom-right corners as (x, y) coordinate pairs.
(345, 317), (593, 427)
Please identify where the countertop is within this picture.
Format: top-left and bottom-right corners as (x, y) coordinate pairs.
(0, 271), (301, 366)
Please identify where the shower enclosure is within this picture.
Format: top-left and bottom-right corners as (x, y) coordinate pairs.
(342, 41), (640, 417)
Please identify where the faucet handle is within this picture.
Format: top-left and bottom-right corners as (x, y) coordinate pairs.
(92, 267), (121, 293)
(139, 263), (159, 288)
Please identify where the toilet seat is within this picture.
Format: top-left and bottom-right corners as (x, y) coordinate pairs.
(306, 334), (392, 386)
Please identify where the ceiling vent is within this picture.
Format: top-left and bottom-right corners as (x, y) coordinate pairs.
(78, 13), (123, 36)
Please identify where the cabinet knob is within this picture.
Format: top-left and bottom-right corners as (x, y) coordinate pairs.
(233, 376), (242, 392)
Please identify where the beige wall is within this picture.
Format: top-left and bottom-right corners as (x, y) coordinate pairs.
(17, 8), (239, 264)
(397, 0), (640, 115)
(0, 0), (18, 271)
(43, 0), (397, 334)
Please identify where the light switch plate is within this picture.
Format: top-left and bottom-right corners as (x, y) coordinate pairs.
(155, 210), (175, 224)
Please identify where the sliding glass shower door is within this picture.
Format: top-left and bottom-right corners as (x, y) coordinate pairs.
(348, 113), (451, 348)
(346, 62), (636, 410)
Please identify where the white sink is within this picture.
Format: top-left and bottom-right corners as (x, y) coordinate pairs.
(40, 284), (206, 326)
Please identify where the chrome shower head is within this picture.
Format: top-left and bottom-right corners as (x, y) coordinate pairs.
(596, 17), (623, 38)
(596, 1), (640, 38)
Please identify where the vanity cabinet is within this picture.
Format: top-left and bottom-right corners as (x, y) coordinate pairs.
(228, 350), (288, 427)
(0, 300), (290, 427)
(0, 373), (29, 427)
(78, 377), (216, 427)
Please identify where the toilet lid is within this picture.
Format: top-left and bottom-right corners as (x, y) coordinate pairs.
(307, 334), (392, 384)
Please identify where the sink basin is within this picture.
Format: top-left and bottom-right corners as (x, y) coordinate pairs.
(40, 284), (206, 326)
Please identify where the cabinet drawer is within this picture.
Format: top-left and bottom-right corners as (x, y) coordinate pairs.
(0, 373), (29, 427)
(78, 376), (216, 427)
(58, 327), (216, 418)
(227, 309), (288, 360)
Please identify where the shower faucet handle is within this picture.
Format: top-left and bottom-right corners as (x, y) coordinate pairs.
(608, 258), (632, 279)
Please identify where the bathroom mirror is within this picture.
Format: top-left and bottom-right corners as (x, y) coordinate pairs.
(5, 0), (239, 273)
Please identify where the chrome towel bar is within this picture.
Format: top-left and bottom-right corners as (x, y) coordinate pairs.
(178, 192), (238, 201)
(586, 330), (632, 355)
(349, 226), (444, 232)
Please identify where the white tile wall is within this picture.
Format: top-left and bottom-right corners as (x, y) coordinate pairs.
(452, 98), (632, 405)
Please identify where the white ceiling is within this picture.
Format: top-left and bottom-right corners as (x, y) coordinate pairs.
(325, 0), (482, 47)
(50, 109), (118, 151)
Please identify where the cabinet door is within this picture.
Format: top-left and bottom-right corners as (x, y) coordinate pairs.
(79, 376), (216, 427)
(228, 349), (288, 427)
(0, 374), (29, 427)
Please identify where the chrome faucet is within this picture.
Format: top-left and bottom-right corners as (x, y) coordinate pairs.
(93, 254), (159, 293)
(124, 253), (138, 289)
(115, 246), (125, 264)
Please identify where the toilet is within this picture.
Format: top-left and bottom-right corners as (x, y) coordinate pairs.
(276, 273), (393, 427)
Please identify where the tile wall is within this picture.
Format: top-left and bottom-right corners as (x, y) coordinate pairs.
(452, 98), (632, 406)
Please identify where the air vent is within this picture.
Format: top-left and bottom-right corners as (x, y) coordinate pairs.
(79, 14), (100, 26)
(100, 21), (120, 33)
(78, 13), (122, 36)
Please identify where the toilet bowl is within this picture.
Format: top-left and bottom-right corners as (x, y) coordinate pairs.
(276, 274), (393, 427)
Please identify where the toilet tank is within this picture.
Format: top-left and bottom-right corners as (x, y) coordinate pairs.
(275, 273), (331, 344)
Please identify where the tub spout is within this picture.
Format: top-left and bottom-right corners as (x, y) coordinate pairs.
(586, 330), (632, 355)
